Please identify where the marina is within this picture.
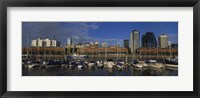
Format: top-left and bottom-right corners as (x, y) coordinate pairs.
(22, 57), (178, 76)
(22, 22), (178, 76)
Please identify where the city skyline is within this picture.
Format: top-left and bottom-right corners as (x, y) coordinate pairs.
(22, 22), (178, 47)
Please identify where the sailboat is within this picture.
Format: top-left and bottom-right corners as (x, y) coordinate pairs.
(103, 39), (115, 69)
(115, 40), (125, 68)
(130, 59), (143, 68)
(146, 44), (164, 68)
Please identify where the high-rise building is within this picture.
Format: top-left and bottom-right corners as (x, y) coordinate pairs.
(158, 34), (168, 48)
(124, 40), (129, 49)
(130, 30), (140, 53)
(142, 32), (157, 48)
(67, 38), (72, 46)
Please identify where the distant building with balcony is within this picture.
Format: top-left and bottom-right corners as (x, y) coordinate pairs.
(31, 38), (60, 47)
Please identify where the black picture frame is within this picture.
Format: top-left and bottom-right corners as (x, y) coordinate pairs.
(0, 0), (199, 98)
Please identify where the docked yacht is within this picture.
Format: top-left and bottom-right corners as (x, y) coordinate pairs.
(22, 60), (28, 68)
(68, 61), (76, 68)
(115, 59), (125, 68)
(104, 59), (115, 68)
(96, 60), (104, 68)
(27, 60), (40, 68)
(61, 60), (69, 67)
(146, 60), (164, 68)
(45, 60), (61, 68)
(88, 61), (96, 68)
(40, 60), (48, 68)
(164, 57), (178, 68)
(77, 61), (87, 68)
(130, 59), (143, 68)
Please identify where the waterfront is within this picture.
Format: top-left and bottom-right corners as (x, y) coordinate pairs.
(22, 22), (178, 76)
(22, 65), (178, 76)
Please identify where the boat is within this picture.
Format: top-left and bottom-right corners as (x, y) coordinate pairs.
(165, 66), (178, 70)
(61, 60), (69, 67)
(115, 59), (125, 68)
(27, 60), (40, 68)
(146, 60), (164, 68)
(67, 61), (77, 68)
(164, 57), (178, 68)
(140, 61), (148, 67)
(96, 60), (104, 68)
(22, 60), (28, 68)
(40, 60), (48, 68)
(165, 64), (178, 68)
(65, 54), (88, 59)
(104, 59), (115, 68)
(77, 61), (87, 68)
(88, 61), (96, 68)
(130, 59), (143, 68)
(45, 60), (61, 68)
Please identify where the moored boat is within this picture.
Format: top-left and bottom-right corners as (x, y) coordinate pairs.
(130, 59), (143, 68)
(146, 60), (164, 68)
(27, 60), (40, 68)
(88, 61), (96, 68)
(104, 59), (115, 69)
(96, 60), (104, 68)
(45, 60), (61, 68)
(115, 59), (125, 68)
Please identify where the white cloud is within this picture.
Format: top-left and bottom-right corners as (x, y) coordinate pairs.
(22, 22), (100, 46)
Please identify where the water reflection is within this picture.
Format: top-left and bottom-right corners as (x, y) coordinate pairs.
(22, 65), (178, 76)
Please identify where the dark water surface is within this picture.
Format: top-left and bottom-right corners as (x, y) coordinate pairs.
(22, 65), (178, 76)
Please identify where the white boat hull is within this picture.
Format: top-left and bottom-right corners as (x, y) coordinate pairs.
(132, 64), (143, 68)
(88, 63), (95, 67)
(165, 64), (178, 68)
(148, 63), (164, 68)
(45, 65), (59, 68)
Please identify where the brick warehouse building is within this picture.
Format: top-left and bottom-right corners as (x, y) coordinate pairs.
(22, 47), (65, 60)
(77, 46), (128, 55)
(136, 47), (178, 55)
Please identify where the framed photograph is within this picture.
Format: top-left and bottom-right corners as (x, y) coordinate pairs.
(0, 0), (199, 98)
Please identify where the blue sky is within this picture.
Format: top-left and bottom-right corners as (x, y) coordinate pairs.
(22, 22), (178, 47)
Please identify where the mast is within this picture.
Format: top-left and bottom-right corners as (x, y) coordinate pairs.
(157, 46), (158, 60)
(117, 40), (118, 60)
(37, 38), (39, 60)
(140, 49), (141, 60)
(170, 43), (172, 59)
(53, 35), (55, 59)
(28, 32), (32, 59)
(26, 33), (29, 60)
(105, 39), (107, 60)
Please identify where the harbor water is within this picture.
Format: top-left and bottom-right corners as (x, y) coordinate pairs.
(22, 65), (178, 76)
(22, 56), (178, 76)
